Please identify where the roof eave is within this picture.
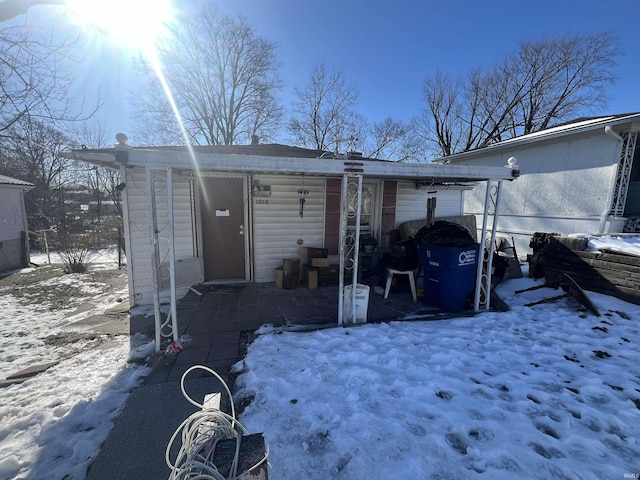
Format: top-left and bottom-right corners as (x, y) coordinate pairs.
(444, 113), (640, 164)
(62, 150), (120, 169)
(64, 147), (515, 183)
(0, 182), (34, 191)
(125, 149), (514, 183)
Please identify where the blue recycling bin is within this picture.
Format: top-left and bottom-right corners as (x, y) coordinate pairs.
(419, 243), (479, 312)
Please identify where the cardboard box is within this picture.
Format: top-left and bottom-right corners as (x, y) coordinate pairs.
(303, 265), (318, 289)
(310, 257), (330, 267)
(283, 258), (300, 274)
(274, 267), (283, 288)
(283, 272), (299, 289)
(283, 258), (300, 289)
(318, 265), (340, 285)
(300, 246), (328, 258)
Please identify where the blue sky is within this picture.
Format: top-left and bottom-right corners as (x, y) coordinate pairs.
(52, 0), (640, 143)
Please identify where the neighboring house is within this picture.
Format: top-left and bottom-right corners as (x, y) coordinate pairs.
(442, 113), (640, 256)
(64, 139), (515, 342)
(0, 175), (34, 272)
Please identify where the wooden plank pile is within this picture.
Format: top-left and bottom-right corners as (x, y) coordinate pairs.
(528, 233), (640, 306)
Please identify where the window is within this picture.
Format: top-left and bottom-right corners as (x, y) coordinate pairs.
(324, 180), (379, 254)
(347, 183), (375, 233)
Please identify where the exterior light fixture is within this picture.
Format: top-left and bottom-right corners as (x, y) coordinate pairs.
(298, 188), (309, 218)
(506, 157), (520, 179)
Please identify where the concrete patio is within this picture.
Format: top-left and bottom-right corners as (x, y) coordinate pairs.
(86, 281), (457, 479)
(145, 281), (441, 384)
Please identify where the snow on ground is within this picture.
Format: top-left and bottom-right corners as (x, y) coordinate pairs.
(1, 242), (640, 479)
(30, 248), (124, 271)
(0, 339), (152, 480)
(571, 233), (640, 257)
(235, 269), (640, 480)
(0, 251), (153, 480)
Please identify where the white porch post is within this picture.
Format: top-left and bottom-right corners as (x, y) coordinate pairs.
(473, 179), (503, 312)
(146, 167), (162, 352)
(338, 173), (363, 325)
(167, 167), (179, 342)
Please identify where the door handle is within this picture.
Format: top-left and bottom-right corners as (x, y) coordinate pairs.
(239, 224), (244, 236)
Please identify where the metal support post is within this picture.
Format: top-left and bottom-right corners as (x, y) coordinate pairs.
(611, 131), (638, 216)
(474, 179), (503, 312)
(338, 173), (363, 325)
(146, 167), (162, 352)
(167, 167), (178, 342)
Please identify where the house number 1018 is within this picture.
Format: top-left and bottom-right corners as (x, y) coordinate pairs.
(256, 199), (269, 205)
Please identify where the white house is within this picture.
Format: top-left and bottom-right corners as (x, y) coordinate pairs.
(65, 140), (516, 346)
(442, 113), (640, 256)
(0, 174), (33, 272)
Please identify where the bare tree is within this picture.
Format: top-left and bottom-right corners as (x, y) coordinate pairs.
(0, 117), (75, 232)
(418, 32), (619, 158)
(72, 120), (111, 150)
(131, 6), (283, 146)
(510, 32), (617, 135)
(289, 63), (423, 161)
(0, 16), (98, 141)
(415, 70), (463, 157)
(365, 117), (425, 162)
(288, 62), (364, 153)
(71, 121), (124, 247)
(130, 67), (184, 146)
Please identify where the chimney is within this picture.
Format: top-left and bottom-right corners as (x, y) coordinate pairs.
(251, 134), (260, 145)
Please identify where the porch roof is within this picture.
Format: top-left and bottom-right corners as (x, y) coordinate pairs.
(63, 143), (517, 185)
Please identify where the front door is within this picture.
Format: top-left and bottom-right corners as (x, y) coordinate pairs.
(200, 177), (246, 280)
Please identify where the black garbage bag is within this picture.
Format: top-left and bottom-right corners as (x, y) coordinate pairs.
(414, 220), (475, 247)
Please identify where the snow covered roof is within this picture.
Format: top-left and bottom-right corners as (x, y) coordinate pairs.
(0, 174), (33, 189)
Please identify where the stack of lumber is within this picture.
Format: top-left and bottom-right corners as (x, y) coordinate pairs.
(528, 234), (640, 306)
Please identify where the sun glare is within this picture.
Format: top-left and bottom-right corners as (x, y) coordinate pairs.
(68, 0), (174, 52)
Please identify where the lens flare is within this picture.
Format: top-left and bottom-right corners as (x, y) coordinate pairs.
(67, 0), (174, 52)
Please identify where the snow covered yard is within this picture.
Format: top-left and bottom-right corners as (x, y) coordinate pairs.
(0, 250), (153, 480)
(235, 272), (640, 480)
(1, 242), (639, 480)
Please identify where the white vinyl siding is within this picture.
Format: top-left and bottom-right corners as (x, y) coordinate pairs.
(395, 181), (465, 226)
(123, 171), (470, 303)
(455, 131), (623, 255)
(0, 186), (28, 271)
(252, 175), (325, 282)
(0, 187), (26, 241)
(124, 168), (202, 305)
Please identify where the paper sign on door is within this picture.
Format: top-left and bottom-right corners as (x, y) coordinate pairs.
(215, 209), (230, 217)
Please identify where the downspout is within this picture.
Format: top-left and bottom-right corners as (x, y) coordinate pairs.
(599, 125), (624, 233)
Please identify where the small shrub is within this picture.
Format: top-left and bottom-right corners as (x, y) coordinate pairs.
(56, 231), (92, 274)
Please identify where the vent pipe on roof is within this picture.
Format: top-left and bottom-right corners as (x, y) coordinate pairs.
(115, 133), (129, 149)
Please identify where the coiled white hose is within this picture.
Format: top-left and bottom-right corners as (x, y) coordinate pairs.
(165, 365), (269, 480)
